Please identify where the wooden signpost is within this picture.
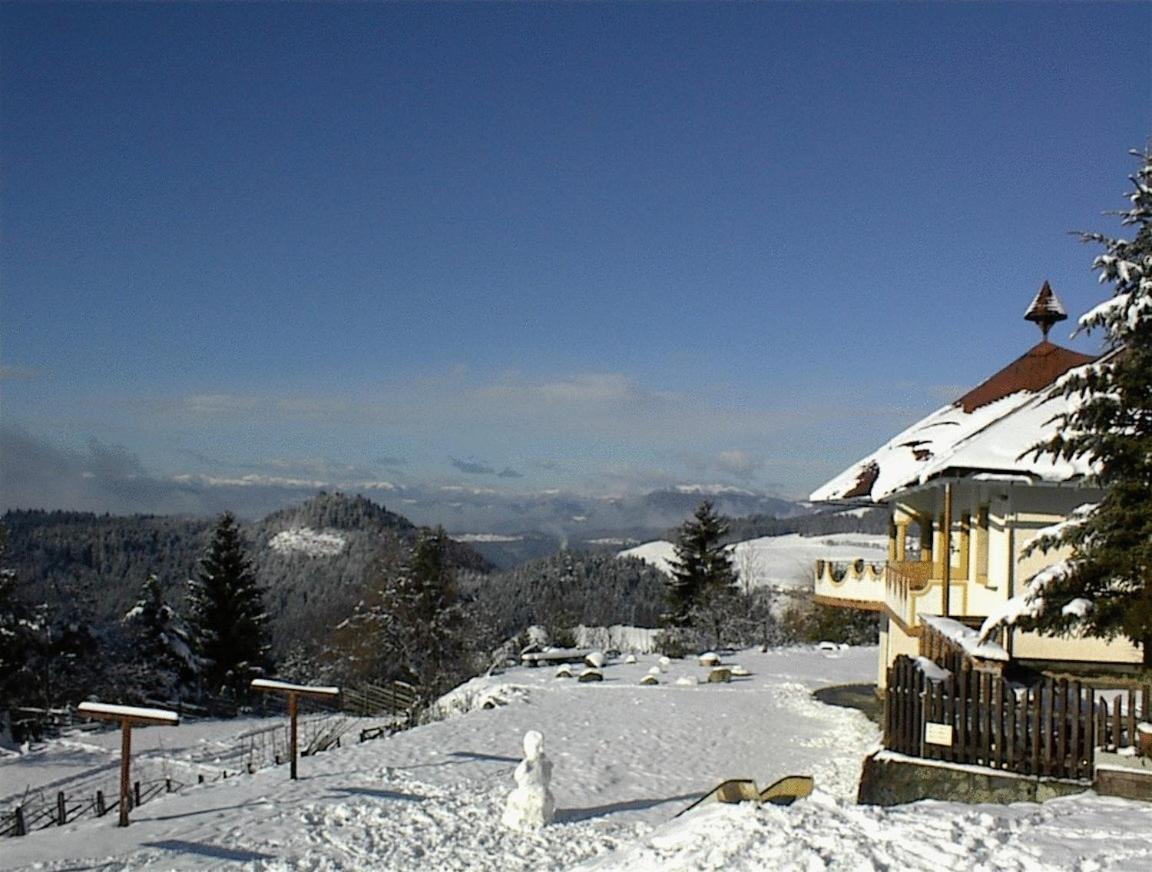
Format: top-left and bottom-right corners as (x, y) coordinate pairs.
(250, 679), (340, 780)
(76, 702), (179, 827)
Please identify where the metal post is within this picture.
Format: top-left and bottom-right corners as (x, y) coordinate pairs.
(119, 720), (131, 827)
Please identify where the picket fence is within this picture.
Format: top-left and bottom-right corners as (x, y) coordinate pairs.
(885, 654), (1150, 780)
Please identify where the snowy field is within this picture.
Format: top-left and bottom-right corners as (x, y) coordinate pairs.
(3, 647), (1152, 870)
(620, 533), (888, 589)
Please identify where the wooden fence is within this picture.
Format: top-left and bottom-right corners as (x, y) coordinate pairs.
(342, 681), (419, 718)
(885, 654), (1151, 781)
(1, 679), (423, 840)
(0, 775), (198, 838)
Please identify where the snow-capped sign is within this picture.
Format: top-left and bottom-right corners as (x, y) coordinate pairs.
(76, 702), (179, 828)
(251, 679), (341, 780)
(250, 679), (340, 697)
(924, 722), (954, 747)
(76, 702), (180, 725)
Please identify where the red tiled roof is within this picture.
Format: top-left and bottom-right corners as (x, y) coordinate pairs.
(954, 341), (1097, 414)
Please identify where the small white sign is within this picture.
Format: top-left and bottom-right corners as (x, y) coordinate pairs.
(924, 722), (954, 746)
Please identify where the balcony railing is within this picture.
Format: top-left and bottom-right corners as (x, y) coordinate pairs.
(813, 558), (887, 605)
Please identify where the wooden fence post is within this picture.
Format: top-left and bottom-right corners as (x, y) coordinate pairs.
(1127, 689), (1137, 747)
(57, 791), (66, 826)
(14, 806), (25, 837)
(1069, 680), (1081, 779)
(96, 790), (106, 817)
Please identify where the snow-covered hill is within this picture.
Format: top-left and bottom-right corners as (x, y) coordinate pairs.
(620, 533), (888, 589)
(3, 647), (1150, 870)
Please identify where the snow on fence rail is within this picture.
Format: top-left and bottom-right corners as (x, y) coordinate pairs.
(885, 654), (1151, 780)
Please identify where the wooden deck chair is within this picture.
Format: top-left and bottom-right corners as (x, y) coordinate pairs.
(675, 779), (759, 817)
(758, 774), (814, 806)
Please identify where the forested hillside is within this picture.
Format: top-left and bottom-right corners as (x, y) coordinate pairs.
(2, 493), (491, 658)
(464, 551), (669, 641)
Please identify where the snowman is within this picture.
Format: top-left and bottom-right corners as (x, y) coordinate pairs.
(501, 729), (555, 830)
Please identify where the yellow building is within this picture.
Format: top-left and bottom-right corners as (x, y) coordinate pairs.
(811, 284), (1142, 687)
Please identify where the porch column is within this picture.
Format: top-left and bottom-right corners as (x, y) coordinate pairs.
(957, 513), (971, 581)
(920, 516), (934, 563)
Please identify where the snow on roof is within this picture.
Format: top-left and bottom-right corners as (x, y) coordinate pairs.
(250, 678), (340, 696)
(811, 341), (1097, 503)
(77, 702), (180, 723)
(921, 615), (1009, 662)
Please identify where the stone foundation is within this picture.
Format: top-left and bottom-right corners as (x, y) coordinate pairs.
(857, 751), (1088, 806)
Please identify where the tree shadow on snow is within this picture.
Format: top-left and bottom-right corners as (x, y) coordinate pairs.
(389, 750), (519, 771)
(141, 839), (275, 862)
(448, 750), (520, 763)
(555, 793), (699, 823)
(326, 786), (426, 802)
(141, 801), (268, 823)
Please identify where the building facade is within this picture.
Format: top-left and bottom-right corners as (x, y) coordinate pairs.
(811, 285), (1142, 686)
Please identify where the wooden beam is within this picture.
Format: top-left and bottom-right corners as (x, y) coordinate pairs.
(76, 702), (179, 827)
(251, 680), (341, 780)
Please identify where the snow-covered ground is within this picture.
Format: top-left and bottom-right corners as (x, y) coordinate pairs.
(620, 533), (888, 589)
(268, 528), (347, 557)
(3, 647), (1151, 870)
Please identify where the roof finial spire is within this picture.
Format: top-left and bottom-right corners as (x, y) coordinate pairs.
(1024, 280), (1067, 340)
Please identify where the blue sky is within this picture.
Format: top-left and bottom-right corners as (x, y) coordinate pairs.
(2, 2), (1150, 516)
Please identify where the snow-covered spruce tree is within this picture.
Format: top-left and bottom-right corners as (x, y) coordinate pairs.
(0, 526), (45, 715)
(665, 501), (738, 627)
(1014, 148), (1152, 664)
(405, 527), (470, 693)
(123, 574), (199, 700)
(187, 513), (271, 698)
(335, 528), (471, 698)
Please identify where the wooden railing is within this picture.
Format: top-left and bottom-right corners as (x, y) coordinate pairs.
(885, 654), (1151, 781)
(884, 561), (938, 627)
(886, 560), (934, 589)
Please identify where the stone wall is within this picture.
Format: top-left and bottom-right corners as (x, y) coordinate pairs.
(857, 752), (1088, 806)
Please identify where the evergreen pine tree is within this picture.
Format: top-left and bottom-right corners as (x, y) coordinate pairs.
(335, 528), (471, 698)
(665, 501), (737, 625)
(1021, 148), (1152, 663)
(123, 574), (199, 699)
(187, 513), (271, 698)
(0, 527), (44, 715)
(406, 527), (469, 693)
